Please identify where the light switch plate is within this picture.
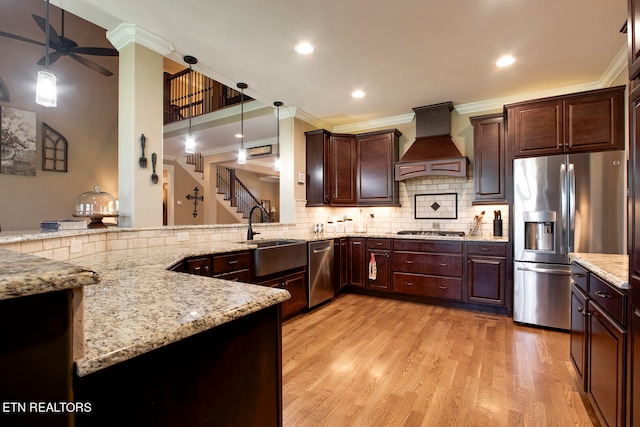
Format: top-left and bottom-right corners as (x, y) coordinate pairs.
(297, 172), (305, 185)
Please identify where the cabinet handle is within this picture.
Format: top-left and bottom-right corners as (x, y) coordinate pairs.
(228, 260), (239, 265)
(438, 285), (448, 290)
(405, 282), (414, 286)
(577, 306), (591, 316)
(376, 242), (383, 246)
(406, 260), (414, 264)
(594, 290), (611, 298)
(571, 273), (585, 278)
(480, 247), (489, 251)
(203, 265), (209, 272)
(194, 266), (201, 273)
(439, 263), (448, 266)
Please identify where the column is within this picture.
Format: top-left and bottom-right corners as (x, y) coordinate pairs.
(107, 24), (173, 227)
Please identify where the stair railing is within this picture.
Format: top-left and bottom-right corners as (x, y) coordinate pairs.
(164, 69), (252, 125)
(216, 166), (267, 222)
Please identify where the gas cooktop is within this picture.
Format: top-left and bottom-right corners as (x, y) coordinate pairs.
(397, 230), (466, 237)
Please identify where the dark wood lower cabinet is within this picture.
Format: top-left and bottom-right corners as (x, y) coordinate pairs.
(0, 290), (74, 427)
(348, 238), (365, 288)
(465, 254), (505, 306)
(588, 301), (626, 427)
(631, 307), (640, 427)
(256, 270), (307, 319)
(570, 283), (589, 391)
(75, 305), (282, 427)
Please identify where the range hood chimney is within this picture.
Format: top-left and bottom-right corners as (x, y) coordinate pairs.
(395, 101), (469, 181)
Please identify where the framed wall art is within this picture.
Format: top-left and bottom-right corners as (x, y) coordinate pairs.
(415, 192), (458, 220)
(42, 123), (68, 172)
(1, 106), (37, 176)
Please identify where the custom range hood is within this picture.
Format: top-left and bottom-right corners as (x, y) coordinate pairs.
(395, 102), (469, 181)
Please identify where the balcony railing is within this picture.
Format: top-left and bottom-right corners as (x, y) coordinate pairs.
(163, 69), (252, 124)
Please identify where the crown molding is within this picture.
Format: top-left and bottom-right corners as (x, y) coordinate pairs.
(107, 23), (174, 55)
(332, 113), (415, 134)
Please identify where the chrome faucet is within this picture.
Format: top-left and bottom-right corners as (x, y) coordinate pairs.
(247, 204), (269, 240)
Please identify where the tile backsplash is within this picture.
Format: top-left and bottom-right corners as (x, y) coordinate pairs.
(299, 173), (509, 237)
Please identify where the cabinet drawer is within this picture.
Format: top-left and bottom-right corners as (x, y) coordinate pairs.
(367, 238), (391, 250)
(466, 243), (506, 257)
(393, 240), (462, 254)
(213, 269), (251, 282)
(393, 273), (462, 300)
(570, 263), (589, 293)
(393, 252), (463, 277)
(185, 257), (212, 276)
(589, 274), (626, 327)
(212, 252), (250, 274)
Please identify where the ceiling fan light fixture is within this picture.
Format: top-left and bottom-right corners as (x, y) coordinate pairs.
(36, 69), (57, 107)
(35, 0), (56, 107)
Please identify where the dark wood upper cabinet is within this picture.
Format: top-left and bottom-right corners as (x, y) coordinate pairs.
(356, 130), (400, 205)
(469, 113), (506, 203)
(305, 129), (400, 207)
(630, 0), (640, 80)
(506, 86), (625, 158)
(329, 134), (358, 205)
(304, 129), (330, 207)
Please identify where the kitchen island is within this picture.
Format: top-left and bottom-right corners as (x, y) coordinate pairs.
(0, 239), (291, 427)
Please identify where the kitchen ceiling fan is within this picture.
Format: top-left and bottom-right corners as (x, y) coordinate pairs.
(0, 10), (118, 77)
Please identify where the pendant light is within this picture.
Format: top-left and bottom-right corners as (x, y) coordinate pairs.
(236, 82), (248, 164)
(35, 0), (57, 107)
(184, 55), (198, 154)
(273, 101), (283, 171)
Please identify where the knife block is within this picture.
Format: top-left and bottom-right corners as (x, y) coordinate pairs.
(493, 219), (503, 237)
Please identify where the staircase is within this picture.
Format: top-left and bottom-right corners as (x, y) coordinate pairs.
(216, 165), (269, 223)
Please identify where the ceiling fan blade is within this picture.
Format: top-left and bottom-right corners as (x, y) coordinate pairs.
(70, 53), (113, 77)
(36, 51), (63, 66)
(31, 14), (63, 47)
(0, 30), (45, 47)
(70, 47), (119, 57)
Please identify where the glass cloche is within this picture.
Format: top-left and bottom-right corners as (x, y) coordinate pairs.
(73, 185), (118, 228)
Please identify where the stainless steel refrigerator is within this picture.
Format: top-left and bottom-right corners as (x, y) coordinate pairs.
(513, 151), (626, 330)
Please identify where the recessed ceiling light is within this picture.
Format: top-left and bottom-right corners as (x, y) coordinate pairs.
(496, 55), (516, 67)
(352, 90), (365, 98)
(295, 42), (314, 54)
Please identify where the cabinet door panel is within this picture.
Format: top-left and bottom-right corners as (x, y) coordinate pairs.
(305, 130), (330, 206)
(393, 252), (463, 277)
(348, 238), (365, 287)
(357, 132), (398, 204)
(471, 114), (505, 202)
(329, 135), (357, 204)
(466, 256), (505, 305)
(565, 91), (623, 152)
(512, 100), (563, 157)
(366, 249), (391, 292)
(588, 302), (626, 427)
(570, 284), (589, 391)
(283, 272), (307, 316)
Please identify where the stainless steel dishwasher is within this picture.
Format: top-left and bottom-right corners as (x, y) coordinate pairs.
(307, 239), (335, 308)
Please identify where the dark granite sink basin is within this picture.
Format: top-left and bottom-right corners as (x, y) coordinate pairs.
(249, 239), (307, 276)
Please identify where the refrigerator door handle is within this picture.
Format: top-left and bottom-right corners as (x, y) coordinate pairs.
(559, 162), (567, 255)
(568, 162), (575, 254)
(516, 265), (572, 275)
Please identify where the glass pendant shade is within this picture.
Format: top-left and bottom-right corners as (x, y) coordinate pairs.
(185, 133), (196, 154)
(274, 156), (281, 171)
(36, 70), (57, 107)
(237, 146), (247, 164)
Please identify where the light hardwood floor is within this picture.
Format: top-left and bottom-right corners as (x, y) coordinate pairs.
(282, 293), (599, 427)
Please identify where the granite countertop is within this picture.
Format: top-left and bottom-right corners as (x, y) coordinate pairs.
(72, 243), (290, 377)
(0, 248), (100, 300)
(570, 252), (629, 289)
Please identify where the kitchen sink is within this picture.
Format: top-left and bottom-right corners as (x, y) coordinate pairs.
(248, 239), (307, 276)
